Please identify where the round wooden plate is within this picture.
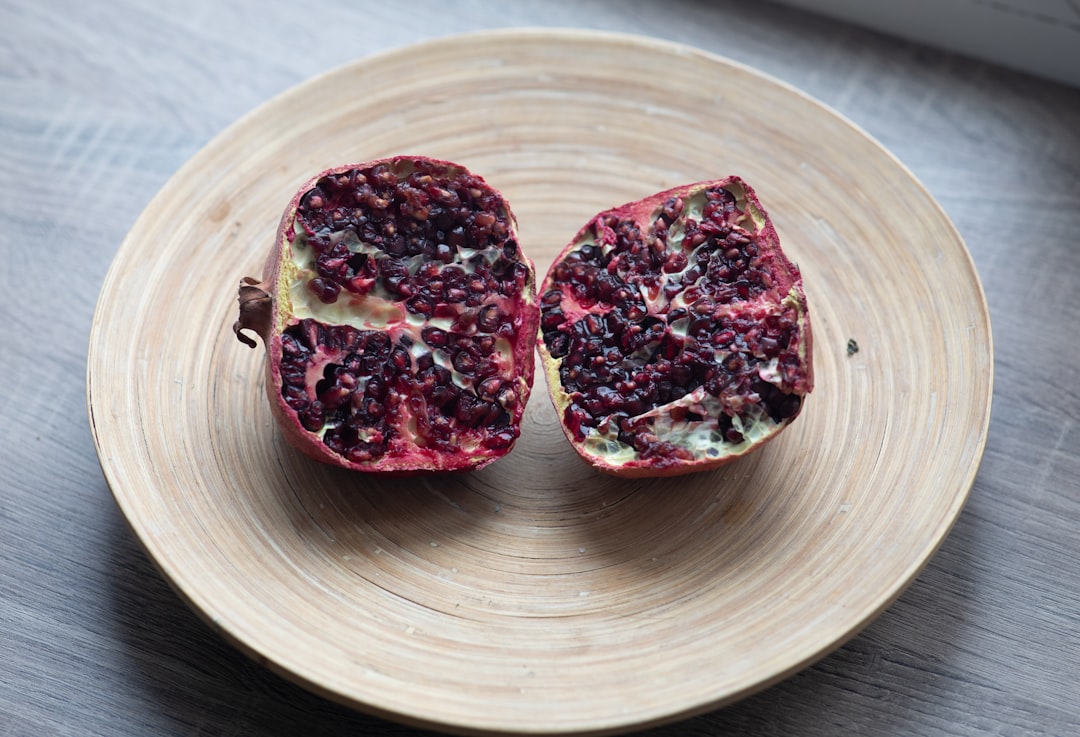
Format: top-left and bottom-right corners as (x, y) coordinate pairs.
(88, 29), (992, 736)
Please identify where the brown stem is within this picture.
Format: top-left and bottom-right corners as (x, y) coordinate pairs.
(233, 276), (272, 348)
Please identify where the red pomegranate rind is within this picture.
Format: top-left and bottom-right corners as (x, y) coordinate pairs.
(235, 157), (539, 474)
(538, 176), (812, 477)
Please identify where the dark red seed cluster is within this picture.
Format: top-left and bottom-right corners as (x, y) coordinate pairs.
(279, 159), (531, 463)
(277, 319), (518, 463)
(293, 159), (530, 310)
(541, 186), (804, 460)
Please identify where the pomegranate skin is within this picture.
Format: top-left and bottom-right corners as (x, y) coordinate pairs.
(538, 176), (813, 478)
(235, 157), (539, 474)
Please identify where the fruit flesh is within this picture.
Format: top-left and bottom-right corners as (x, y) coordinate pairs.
(539, 177), (812, 477)
(238, 157), (538, 473)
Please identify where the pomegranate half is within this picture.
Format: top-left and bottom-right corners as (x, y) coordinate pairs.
(538, 177), (813, 477)
(235, 157), (539, 474)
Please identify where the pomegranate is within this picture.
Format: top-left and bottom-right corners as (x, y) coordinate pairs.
(538, 177), (813, 477)
(234, 157), (539, 474)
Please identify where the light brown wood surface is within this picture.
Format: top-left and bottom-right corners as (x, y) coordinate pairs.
(87, 30), (990, 735)
(6, 2), (1079, 736)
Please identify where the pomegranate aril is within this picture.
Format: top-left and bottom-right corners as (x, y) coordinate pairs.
(365, 374), (387, 400)
(319, 385), (351, 410)
(452, 350), (478, 375)
(477, 377), (503, 399)
(282, 385), (309, 410)
(545, 331), (570, 358)
(476, 304), (502, 332)
(299, 403), (325, 432)
(279, 362), (306, 386)
(540, 308), (564, 332)
(390, 345), (411, 372)
(430, 384), (458, 410)
(408, 295), (434, 315)
(362, 398), (385, 420)
(281, 334), (303, 356)
(483, 429), (517, 450)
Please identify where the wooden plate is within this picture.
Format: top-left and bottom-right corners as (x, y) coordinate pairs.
(87, 29), (992, 736)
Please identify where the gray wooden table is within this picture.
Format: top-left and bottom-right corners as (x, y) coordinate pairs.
(4, 1), (1079, 735)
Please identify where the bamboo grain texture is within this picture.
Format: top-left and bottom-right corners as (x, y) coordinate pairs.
(85, 30), (991, 735)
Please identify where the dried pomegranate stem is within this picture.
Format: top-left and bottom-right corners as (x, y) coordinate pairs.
(233, 276), (272, 349)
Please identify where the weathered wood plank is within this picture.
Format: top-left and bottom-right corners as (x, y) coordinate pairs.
(2, 1), (1078, 735)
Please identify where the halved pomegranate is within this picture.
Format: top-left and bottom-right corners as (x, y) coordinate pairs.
(538, 177), (813, 477)
(234, 157), (538, 474)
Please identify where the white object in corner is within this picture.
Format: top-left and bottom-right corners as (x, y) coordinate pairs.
(772, 0), (1080, 88)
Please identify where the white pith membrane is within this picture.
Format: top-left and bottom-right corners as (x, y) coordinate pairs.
(545, 183), (809, 470)
(273, 163), (530, 466)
